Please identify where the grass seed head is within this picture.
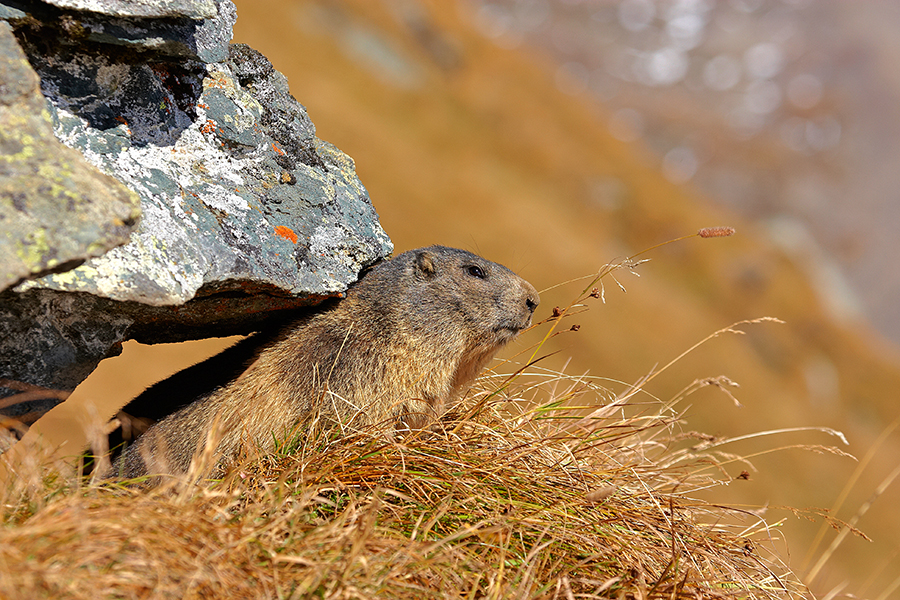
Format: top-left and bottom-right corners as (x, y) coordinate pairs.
(698, 226), (736, 238)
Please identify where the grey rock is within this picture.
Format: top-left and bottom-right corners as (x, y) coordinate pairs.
(0, 21), (140, 292)
(0, 3), (393, 422)
(44, 0), (219, 20)
(1, 0), (236, 64)
(0, 4), (24, 19)
(16, 43), (391, 305)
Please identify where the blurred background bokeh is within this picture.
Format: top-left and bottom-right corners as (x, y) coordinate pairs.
(49, 0), (900, 597)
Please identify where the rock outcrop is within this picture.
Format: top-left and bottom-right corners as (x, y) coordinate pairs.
(0, 21), (141, 296)
(0, 0), (392, 424)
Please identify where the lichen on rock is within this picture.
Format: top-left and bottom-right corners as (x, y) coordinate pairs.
(0, 21), (140, 292)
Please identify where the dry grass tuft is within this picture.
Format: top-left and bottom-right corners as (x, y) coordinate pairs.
(1, 366), (814, 600)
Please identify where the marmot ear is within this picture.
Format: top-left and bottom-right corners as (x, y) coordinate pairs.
(415, 251), (436, 276)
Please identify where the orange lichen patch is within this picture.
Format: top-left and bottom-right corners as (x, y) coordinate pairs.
(274, 225), (298, 243)
(200, 119), (217, 134)
(113, 115), (131, 135)
(204, 70), (230, 90)
(271, 142), (285, 155)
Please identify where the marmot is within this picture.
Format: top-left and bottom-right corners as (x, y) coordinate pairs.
(115, 246), (540, 479)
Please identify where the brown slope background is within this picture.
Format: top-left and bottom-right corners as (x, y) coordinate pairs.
(229, 1), (900, 595)
(21, 0), (900, 597)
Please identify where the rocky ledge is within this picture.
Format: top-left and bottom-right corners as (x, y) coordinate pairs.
(0, 0), (392, 424)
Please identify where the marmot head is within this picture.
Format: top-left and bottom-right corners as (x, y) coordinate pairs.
(359, 246), (539, 352)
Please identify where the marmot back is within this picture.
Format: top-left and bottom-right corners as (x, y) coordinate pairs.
(115, 246), (540, 479)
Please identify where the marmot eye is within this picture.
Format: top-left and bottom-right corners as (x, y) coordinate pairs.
(467, 265), (486, 279)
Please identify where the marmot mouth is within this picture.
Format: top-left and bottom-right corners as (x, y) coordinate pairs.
(494, 321), (531, 339)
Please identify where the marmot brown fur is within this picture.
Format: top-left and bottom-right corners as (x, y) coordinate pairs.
(115, 246), (539, 479)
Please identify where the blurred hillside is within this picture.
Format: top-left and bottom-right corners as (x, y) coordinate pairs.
(226, 0), (900, 596)
(470, 0), (900, 346)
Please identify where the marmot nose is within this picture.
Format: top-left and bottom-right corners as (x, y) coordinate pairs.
(523, 284), (540, 314)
